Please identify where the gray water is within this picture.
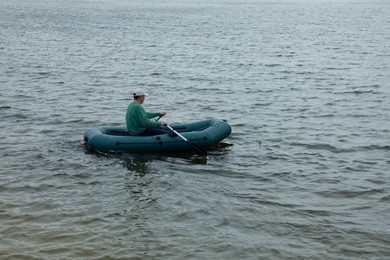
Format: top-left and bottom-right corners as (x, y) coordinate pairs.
(1, 0), (389, 259)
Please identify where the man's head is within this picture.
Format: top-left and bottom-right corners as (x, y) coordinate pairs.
(133, 89), (148, 103)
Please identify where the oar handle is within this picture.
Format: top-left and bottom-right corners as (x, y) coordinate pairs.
(156, 114), (164, 121)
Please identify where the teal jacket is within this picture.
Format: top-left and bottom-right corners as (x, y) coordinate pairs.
(126, 102), (161, 135)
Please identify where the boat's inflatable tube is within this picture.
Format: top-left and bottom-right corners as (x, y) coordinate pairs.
(84, 118), (231, 153)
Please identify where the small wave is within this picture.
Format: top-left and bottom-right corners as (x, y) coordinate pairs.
(316, 188), (385, 199)
(359, 144), (390, 151)
(335, 90), (379, 95)
(296, 71), (315, 75)
(314, 114), (336, 118)
(380, 195), (390, 202)
(323, 67), (350, 71)
(264, 63), (282, 67)
(37, 71), (50, 75)
(265, 151), (292, 160)
(289, 142), (390, 153)
(290, 142), (345, 153)
(10, 94), (35, 99)
(292, 208), (333, 217)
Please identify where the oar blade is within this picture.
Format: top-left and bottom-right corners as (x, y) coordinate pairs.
(187, 141), (208, 157)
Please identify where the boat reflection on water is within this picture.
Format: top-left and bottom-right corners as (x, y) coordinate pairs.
(121, 151), (209, 176)
(83, 141), (233, 176)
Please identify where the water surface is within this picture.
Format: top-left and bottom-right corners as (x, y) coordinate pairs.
(1, 0), (389, 258)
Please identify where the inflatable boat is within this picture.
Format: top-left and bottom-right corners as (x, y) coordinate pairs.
(84, 118), (231, 153)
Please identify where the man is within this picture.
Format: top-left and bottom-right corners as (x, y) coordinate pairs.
(126, 89), (168, 136)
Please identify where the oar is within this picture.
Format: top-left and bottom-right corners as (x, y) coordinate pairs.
(156, 115), (164, 121)
(166, 125), (208, 157)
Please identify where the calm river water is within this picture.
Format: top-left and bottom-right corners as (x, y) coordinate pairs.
(1, 0), (389, 259)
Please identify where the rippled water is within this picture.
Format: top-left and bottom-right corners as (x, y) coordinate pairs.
(1, 0), (389, 258)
